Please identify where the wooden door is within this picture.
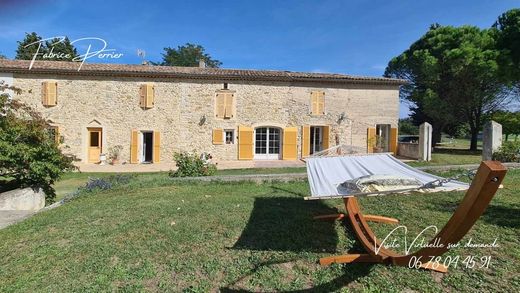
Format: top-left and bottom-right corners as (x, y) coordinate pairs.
(88, 128), (102, 163)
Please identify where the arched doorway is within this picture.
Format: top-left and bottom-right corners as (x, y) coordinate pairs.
(254, 127), (282, 160)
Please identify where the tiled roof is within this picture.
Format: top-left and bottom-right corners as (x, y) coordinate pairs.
(0, 59), (406, 85)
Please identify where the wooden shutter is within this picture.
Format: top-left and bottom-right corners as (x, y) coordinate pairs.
(367, 127), (376, 153)
(146, 85), (155, 108)
(153, 131), (161, 163)
(310, 92), (319, 115)
(322, 125), (330, 150)
(213, 128), (223, 145)
(216, 93), (225, 118)
(302, 125), (310, 157)
(282, 127), (298, 160)
(317, 91), (325, 114)
(238, 126), (253, 160)
(390, 127), (398, 155)
(130, 130), (139, 163)
(224, 93), (234, 118)
(42, 82), (57, 106)
(139, 85), (146, 108)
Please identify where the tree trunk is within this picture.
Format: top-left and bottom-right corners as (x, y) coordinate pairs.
(469, 130), (479, 151)
(432, 123), (443, 147)
(505, 134), (509, 141)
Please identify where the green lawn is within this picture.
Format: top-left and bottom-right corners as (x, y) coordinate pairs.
(1, 169), (519, 292)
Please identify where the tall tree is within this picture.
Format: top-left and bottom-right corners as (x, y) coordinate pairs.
(159, 43), (222, 68)
(44, 37), (79, 61)
(15, 32), (45, 60)
(16, 33), (79, 61)
(492, 110), (520, 141)
(493, 9), (520, 93)
(385, 25), (509, 150)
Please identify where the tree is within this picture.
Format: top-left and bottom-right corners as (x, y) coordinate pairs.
(0, 82), (75, 203)
(44, 37), (79, 61)
(0, 54), (6, 59)
(15, 32), (79, 61)
(158, 43), (222, 68)
(492, 110), (520, 141)
(385, 25), (510, 150)
(398, 118), (419, 135)
(493, 9), (520, 92)
(15, 32), (44, 60)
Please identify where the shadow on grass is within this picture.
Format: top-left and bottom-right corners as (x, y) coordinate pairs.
(480, 203), (520, 228)
(433, 148), (481, 156)
(232, 196), (339, 253)
(220, 262), (374, 293)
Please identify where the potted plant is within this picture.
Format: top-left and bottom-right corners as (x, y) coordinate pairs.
(372, 135), (386, 153)
(108, 145), (123, 165)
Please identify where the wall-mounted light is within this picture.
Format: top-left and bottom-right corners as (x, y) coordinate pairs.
(199, 114), (207, 126)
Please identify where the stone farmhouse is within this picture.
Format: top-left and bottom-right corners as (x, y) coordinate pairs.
(0, 60), (404, 166)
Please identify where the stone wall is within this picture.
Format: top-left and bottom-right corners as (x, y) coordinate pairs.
(398, 142), (419, 159)
(11, 73), (400, 163)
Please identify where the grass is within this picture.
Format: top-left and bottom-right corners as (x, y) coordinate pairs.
(1, 169), (519, 292)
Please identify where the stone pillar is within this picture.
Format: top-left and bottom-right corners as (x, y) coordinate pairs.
(482, 121), (502, 161)
(419, 122), (432, 161)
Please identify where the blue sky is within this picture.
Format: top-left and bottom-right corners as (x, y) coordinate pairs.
(0, 0), (518, 117)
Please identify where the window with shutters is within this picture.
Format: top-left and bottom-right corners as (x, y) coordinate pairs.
(42, 81), (58, 106)
(224, 129), (235, 144)
(215, 91), (235, 119)
(139, 84), (155, 109)
(310, 91), (325, 115)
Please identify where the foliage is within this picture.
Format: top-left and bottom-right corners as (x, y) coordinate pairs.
(398, 118), (419, 135)
(16, 32), (78, 61)
(0, 82), (76, 203)
(493, 9), (520, 88)
(82, 175), (132, 193)
(157, 43), (222, 68)
(169, 152), (217, 177)
(0, 53), (6, 59)
(385, 24), (512, 150)
(492, 141), (520, 162)
(492, 110), (520, 140)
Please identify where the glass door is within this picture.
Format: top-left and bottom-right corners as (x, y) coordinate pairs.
(254, 127), (281, 160)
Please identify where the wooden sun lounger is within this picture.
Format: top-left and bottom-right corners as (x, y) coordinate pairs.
(316, 161), (507, 273)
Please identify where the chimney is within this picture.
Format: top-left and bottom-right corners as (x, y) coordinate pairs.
(199, 59), (206, 68)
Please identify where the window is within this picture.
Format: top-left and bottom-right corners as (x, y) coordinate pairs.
(139, 84), (155, 108)
(42, 81), (57, 106)
(215, 91), (235, 119)
(47, 126), (60, 144)
(224, 129), (235, 144)
(310, 91), (325, 115)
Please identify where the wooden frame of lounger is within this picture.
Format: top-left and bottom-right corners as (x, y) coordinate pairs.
(316, 161), (507, 273)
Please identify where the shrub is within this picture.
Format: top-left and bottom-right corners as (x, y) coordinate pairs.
(82, 174), (132, 192)
(492, 141), (520, 162)
(0, 82), (76, 204)
(169, 152), (217, 177)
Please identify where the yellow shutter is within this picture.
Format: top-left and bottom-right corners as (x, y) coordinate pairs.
(50, 82), (57, 105)
(139, 85), (146, 108)
(55, 126), (61, 144)
(224, 93), (234, 118)
(390, 127), (398, 155)
(42, 82), (48, 105)
(145, 85), (155, 108)
(42, 82), (57, 106)
(322, 125), (330, 150)
(213, 128), (223, 145)
(282, 127), (298, 160)
(153, 131), (161, 163)
(302, 125), (310, 157)
(130, 130), (139, 163)
(238, 126), (253, 160)
(310, 92), (318, 115)
(367, 127), (376, 153)
(216, 93), (225, 118)
(317, 91), (325, 114)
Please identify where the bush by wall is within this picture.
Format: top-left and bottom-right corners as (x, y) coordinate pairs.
(492, 141), (520, 162)
(169, 152), (217, 177)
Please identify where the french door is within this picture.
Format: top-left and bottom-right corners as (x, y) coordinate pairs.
(254, 127), (281, 160)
